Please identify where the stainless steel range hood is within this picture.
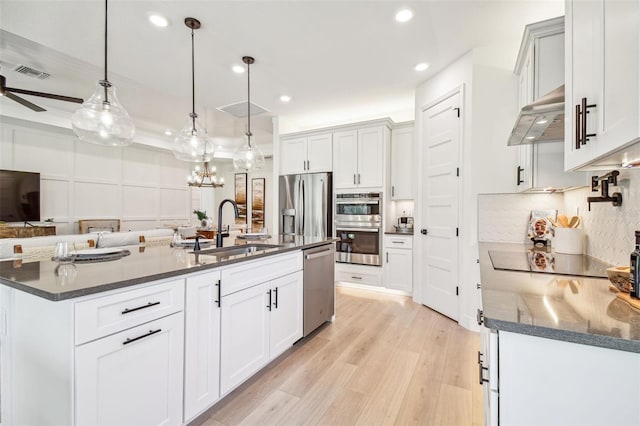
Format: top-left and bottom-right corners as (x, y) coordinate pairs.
(507, 85), (564, 146)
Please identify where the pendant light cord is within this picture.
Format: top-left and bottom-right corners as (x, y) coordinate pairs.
(246, 59), (252, 146)
(104, 0), (108, 82)
(191, 25), (196, 133)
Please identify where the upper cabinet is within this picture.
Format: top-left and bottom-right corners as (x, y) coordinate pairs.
(390, 123), (414, 200)
(333, 125), (389, 190)
(513, 16), (587, 191)
(279, 132), (332, 175)
(564, 0), (640, 170)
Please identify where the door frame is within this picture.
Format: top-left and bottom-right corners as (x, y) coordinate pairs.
(413, 84), (465, 321)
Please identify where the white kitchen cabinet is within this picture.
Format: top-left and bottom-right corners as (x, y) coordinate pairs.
(497, 330), (640, 425)
(564, 0), (640, 170)
(390, 123), (414, 200)
(280, 132), (332, 175)
(513, 16), (587, 191)
(333, 125), (388, 190)
(184, 270), (221, 422)
(75, 313), (184, 426)
(269, 270), (304, 359)
(383, 235), (413, 293)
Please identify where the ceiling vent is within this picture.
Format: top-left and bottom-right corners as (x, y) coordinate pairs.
(12, 64), (51, 80)
(217, 101), (269, 118)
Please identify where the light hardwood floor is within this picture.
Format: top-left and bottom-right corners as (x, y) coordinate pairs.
(197, 286), (482, 426)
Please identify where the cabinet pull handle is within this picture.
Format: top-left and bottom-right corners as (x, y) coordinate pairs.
(215, 280), (221, 307)
(123, 328), (161, 345)
(306, 160), (310, 170)
(121, 301), (160, 315)
(351, 276), (362, 280)
(267, 289), (272, 311)
(392, 186), (395, 197)
(391, 240), (404, 244)
(386, 252), (389, 263)
(516, 166), (524, 185)
(353, 174), (356, 185)
(575, 103), (582, 149)
(273, 287), (278, 309)
(477, 351), (489, 385)
(357, 174), (361, 184)
(581, 97), (597, 145)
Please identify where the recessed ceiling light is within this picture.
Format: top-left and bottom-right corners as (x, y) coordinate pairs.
(164, 129), (173, 136)
(149, 14), (169, 28)
(536, 119), (548, 124)
(526, 136), (536, 140)
(415, 62), (429, 72)
(232, 65), (245, 74)
(395, 8), (414, 23)
(280, 95), (291, 103)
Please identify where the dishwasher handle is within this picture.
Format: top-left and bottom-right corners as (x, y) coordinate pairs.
(305, 247), (334, 260)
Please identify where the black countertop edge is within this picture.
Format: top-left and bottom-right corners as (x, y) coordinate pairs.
(384, 231), (414, 235)
(0, 240), (334, 302)
(484, 317), (640, 354)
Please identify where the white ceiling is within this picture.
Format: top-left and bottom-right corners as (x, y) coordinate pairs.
(0, 0), (564, 146)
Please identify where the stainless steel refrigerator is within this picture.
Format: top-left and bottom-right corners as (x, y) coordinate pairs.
(279, 173), (332, 237)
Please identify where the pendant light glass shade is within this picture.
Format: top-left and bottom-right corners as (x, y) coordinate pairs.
(233, 56), (265, 171)
(172, 17), (214, 163)
(71, 81), (135, 146)
(72, 0), (135, 146)
(173, 113), (214, 162)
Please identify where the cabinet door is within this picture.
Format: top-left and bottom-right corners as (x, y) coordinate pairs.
(565, 0), (602, 169)
(280, 137), (307, 175)
(515, 145), (532, 192)
(307, 133), (333, 173)
(357, 126), (385, 188)
(269, 271), (303, 359)
(333, 130), (359, 189)
(75, 313), (184, 426)
(220, 282), (270, 396)
(390, 126), (413, 200)
(383, 248), (412, 293)
(184, 271), (221, 421)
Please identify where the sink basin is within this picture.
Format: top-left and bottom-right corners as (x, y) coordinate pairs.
(194, 244), (282, 258)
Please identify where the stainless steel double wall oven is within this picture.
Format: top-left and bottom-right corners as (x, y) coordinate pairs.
(334, 192), (382, 266)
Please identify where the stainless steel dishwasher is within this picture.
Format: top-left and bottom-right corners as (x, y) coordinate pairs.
(303, 244), (335, 336)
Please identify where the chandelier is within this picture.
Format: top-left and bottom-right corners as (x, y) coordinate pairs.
(187, 162), (224, 188)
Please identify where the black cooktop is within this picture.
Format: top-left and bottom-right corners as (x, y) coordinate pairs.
(488, 249), (612, 278)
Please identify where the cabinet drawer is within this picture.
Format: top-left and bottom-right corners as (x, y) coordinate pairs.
(384, 235), (413, 249)
(335, 269), (382, 287)
(75, 279), (184, 345)
(221, 251), (302, 297)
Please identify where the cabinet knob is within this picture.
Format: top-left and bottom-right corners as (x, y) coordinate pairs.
(421, 229), (428, 235)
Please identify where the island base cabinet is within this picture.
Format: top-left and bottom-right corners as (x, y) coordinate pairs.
(75, 313), (184, 426)
(499, 331), (640, 426)
(269, 271), (304, 359)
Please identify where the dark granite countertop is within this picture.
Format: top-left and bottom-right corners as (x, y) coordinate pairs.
(0, 236), (335, 301)
(479, 242), (640, 353)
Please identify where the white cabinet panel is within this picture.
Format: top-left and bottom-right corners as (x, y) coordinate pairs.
(280, 133), (332, 175)
(75, 313), (184, 426)
(74, 181), (120, 217)
(122, 185), (159, 218)
(41, 179), (69, 220)
(383, 235), (413, 293)
(306, 133), (332, 173)
(123, 148), (160, 186)
(357, 127), (384, 188)
(333, 130), (358, 189)
(390, 125), (414, 200)
(269, 271), (303, 359)
(220, 282), (270, 395)
(184, 271), (221, 421)
(12, 128), (74, 177)
(280, 137), (307, 175)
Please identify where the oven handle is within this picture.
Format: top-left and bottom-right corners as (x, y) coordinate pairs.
(335, 201), (380, 205)
(336, 227), (380, 233)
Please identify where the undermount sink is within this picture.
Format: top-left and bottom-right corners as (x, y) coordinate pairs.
(193, 244), (282, 258)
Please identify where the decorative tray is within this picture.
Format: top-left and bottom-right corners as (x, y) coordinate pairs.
(236, 233), (271, 240)
(53, 248), (132, 263)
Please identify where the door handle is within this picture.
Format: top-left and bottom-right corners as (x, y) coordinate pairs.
(353, 174), (356, 185)
(392, 186), (395, 197)
(517, 166), (524, 186)
(266, 289), (272, 311)
(386, 252), (389, 263)
(575, 103), (582, 150)
(421, 229), (428, 235)
(357, 174), (361, 184)
(273, 287), (278, 309)
(581, 97), (597, 145)
(215, 280), (221, 307)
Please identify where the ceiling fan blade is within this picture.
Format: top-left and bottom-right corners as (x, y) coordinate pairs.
(7, 87), (83, 104)
(5, 92), (46, 112)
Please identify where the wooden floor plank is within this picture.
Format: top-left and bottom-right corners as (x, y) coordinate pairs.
(196, 287), (482, 426)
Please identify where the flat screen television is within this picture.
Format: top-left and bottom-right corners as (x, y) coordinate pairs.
(0, 169), (41, 222)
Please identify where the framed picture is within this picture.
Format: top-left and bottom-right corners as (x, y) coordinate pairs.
(234, 173), (248, 224)
(251, 178), (265, 232)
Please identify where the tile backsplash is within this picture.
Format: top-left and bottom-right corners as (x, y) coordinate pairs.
(478, 170), (640, 266)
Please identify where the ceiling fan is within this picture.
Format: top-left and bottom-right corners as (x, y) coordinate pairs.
(0, 74), (84, 112)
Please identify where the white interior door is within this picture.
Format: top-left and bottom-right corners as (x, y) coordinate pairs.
(420, 91), (461, 321)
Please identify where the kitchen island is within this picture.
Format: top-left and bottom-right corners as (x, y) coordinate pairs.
(479, 242), (640, 426)
(0, 236), (335, 425)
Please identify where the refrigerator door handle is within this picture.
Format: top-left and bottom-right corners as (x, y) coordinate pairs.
(301, 179), (305, 235)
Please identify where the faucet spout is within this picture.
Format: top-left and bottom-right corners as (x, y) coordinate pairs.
(216, 199), (240, 247)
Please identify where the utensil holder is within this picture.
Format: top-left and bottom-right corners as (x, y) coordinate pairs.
(553, 228), (584, 254)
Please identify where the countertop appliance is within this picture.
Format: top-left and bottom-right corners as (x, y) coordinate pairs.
(335, 192), (382, 266)
(303, 244), (335, 336)
(279, 173), (332, 238)
(488, 249), (611, 278)
(394, 216), (414, 233)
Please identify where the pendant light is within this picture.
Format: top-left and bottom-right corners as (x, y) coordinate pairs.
(172, 17), (214, 162)
(71, 0), (135, 146)
(232, 56), (265, 171)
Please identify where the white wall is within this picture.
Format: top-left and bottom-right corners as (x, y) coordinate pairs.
(414, 44), (522, 331)
(0, 117), (194, 234)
